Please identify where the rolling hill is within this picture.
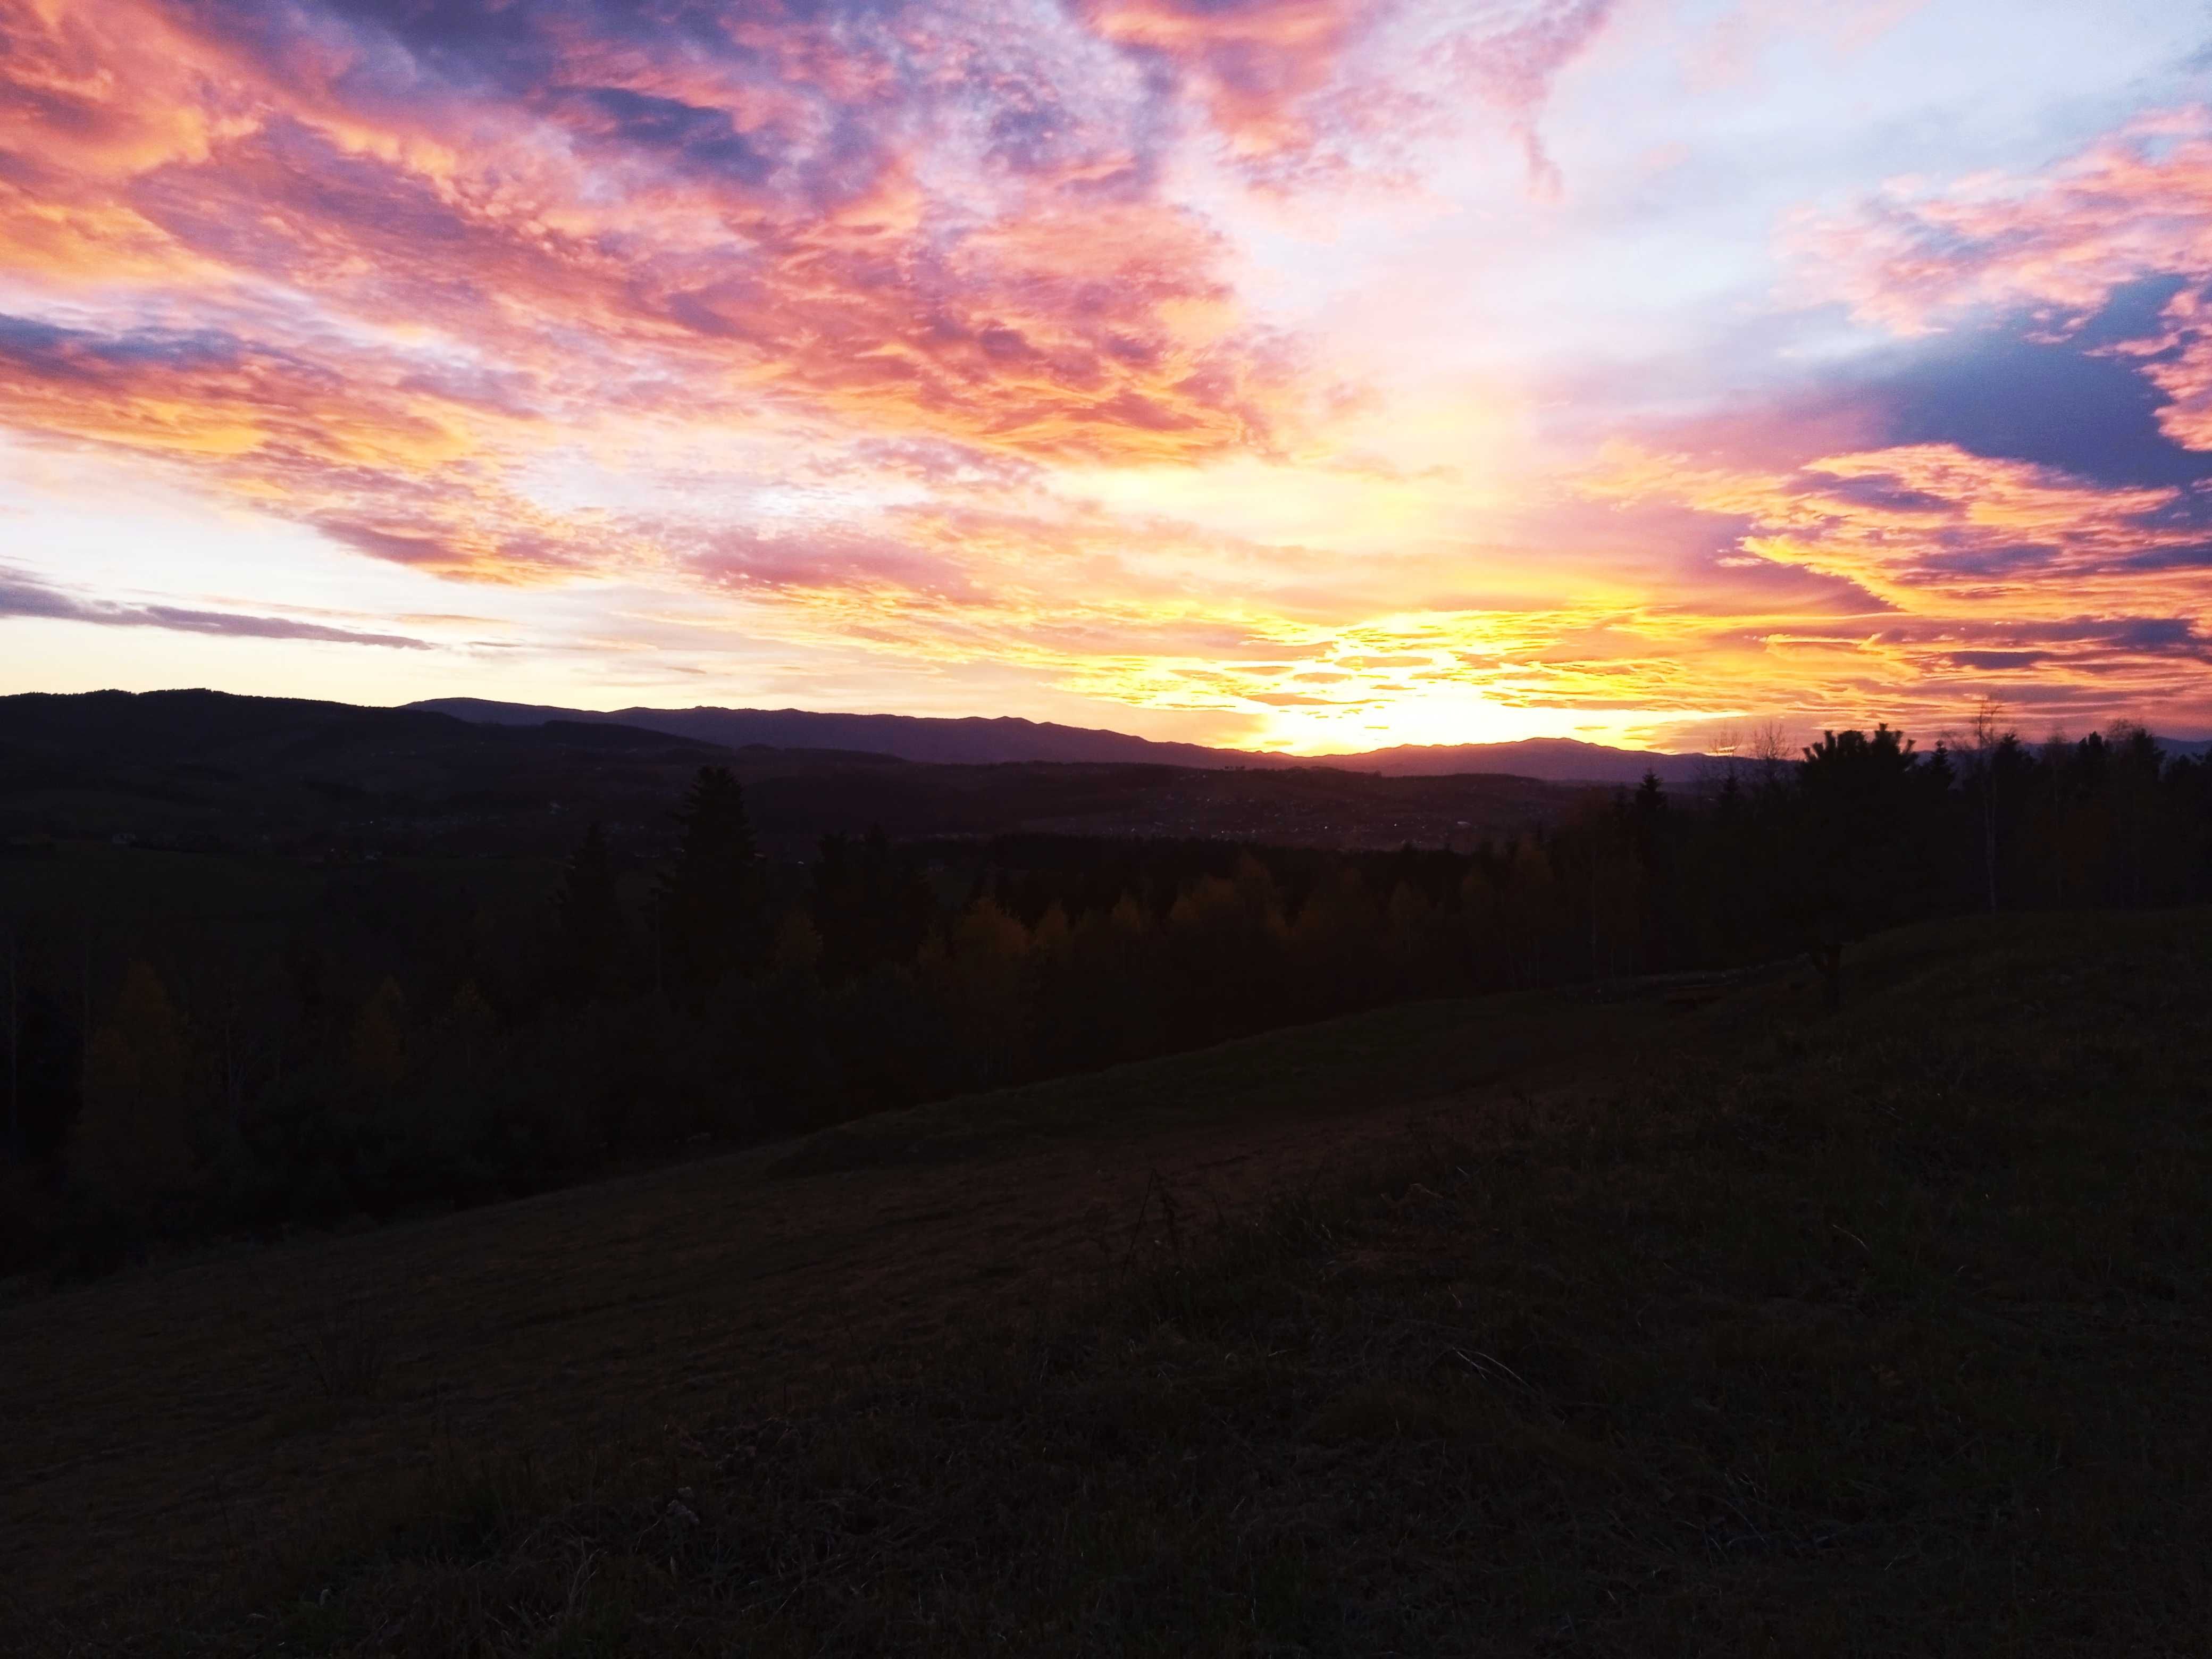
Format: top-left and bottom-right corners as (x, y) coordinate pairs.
(4, 910), (2205, 1654)
(411, 696), (1264, 770)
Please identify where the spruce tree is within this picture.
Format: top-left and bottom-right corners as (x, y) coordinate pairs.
(559, 820), (624, 996)
(659, 767), (759, 996)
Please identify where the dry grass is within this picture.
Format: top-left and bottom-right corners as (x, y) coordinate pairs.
(5, 912), (2208, 1655)
(281, 1264), (396, 1403)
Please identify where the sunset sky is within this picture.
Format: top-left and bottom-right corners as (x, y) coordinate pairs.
(4, 0), (2210, 752)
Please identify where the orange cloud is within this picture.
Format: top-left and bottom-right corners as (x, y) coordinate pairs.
(1587, 439), (2211, 607)
(0, 0), (1309, 479)
(1574, 438), (2212, 735)
(1079, 0), (1378, 162)
(0, 0), (1623, 609)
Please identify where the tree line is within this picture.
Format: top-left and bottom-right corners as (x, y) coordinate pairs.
(3, 719), (2207, 1275)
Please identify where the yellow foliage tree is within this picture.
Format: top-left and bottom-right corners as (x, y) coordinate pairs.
(773, 908), (825, 976)
(351, 978), (410, 1086)
(1028, 901), (1073, 960)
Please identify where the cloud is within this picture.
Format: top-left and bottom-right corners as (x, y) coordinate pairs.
(1436, 0), (1617, 194)
(1572, 437), (2212, 733)
(2109, 286), (2212, 452)
(0, 0), (1303, 462)
(1854, 321), (2212, 488)
(1080, 0), (1619, 189)
(0, 0), (1623, 611)
(0, 309), (631, 581)
(1790, 107), (2212, 449)
(0, 565), (431, 648)
(1586, 440), (2210, 608)
(0, 2), (2194, 749)
(1078, 0), (1386, 164)
(0, 0), (1340, 604)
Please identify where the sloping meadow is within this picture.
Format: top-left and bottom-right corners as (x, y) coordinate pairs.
(47, 914), (2212, 1655)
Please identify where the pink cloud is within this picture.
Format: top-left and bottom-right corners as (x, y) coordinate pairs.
(0, 0), (1306, 479)
(1078, 0), (1382, 162)
(0, 0), (1627, 599)
(2108, 287), (2212, 451)
(1078, 0), (1620, 189)
(1573, 437), (2212, 732)
(1587, 440), (2201, 602)
(1438, 0), (1616, 195)
(1790, 107), (2212, 447)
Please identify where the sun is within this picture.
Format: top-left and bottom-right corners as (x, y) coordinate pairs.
(1253, 686), (1669, 755)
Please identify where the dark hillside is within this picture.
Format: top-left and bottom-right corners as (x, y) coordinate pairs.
(0, 691), (1580, 855)
(0, 690), (739, 854)
(3, 911), (2205, 1654)
(413, 696), (1291, 768)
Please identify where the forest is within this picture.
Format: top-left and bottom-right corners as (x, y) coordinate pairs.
(4, 721), (2208, 1276)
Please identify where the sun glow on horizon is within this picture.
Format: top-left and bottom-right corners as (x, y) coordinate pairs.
(1253, 687), (1682, 757)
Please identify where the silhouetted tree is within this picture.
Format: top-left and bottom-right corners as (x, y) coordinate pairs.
(1630, 770), (1677, 968)
(558, 821), (625, 998)
(1790, 726), (1948, 1007)
(812, 824), (935, 981)
(658, 767), (760, 998)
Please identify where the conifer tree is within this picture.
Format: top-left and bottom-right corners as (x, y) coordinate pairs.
(559, 820), (624, 996)
(659, 767), (760, 996)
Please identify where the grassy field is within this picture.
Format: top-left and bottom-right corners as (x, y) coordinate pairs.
(3, 911), (2206, 1654)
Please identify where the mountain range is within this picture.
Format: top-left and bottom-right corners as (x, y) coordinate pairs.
(412, 699), (1720, 785)
(0, 690), (1588, 854)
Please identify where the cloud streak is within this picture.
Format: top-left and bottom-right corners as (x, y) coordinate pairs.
(0, 566), (432, 649)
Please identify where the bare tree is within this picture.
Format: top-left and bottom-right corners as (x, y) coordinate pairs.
(1692, 723), (1744, 799)
(1749, 718), (1794, 790)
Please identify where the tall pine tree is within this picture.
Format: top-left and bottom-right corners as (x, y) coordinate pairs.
(658, 767), (759, 996)
(559, 820), (625, 998)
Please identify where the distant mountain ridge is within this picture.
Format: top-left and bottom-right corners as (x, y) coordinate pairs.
(3, 690), (1590, 854)
(1311, 738), (1714, 785)
(411, 698), (1719, 783)
(409, 698), (1259, 770)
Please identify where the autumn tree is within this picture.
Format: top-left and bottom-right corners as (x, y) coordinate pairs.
(352, 977), (411, 1086)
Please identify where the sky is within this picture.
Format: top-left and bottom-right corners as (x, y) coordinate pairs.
(4, 0), (2211, 753)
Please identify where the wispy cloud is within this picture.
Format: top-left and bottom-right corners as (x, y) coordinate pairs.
(0, 565), (431, 649)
